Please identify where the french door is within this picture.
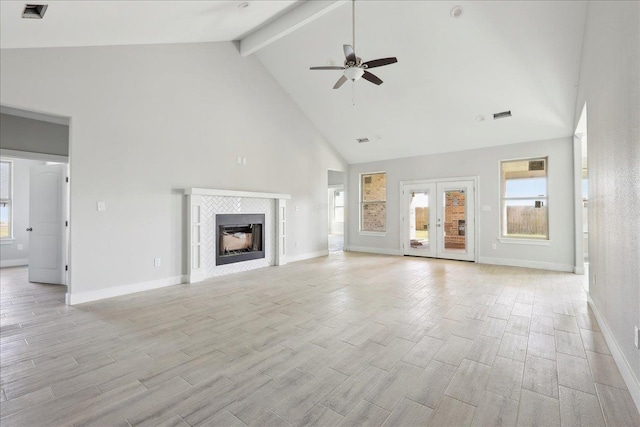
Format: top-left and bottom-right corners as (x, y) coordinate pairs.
(402, 179), (475, 261)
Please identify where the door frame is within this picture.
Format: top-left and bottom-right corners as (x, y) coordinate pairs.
(399, 176), (479, 262)
(0, 103), (72, 300)
(327, 169), (347, 251)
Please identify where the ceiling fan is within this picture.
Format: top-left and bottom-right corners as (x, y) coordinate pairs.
(310, 0), (398, 89)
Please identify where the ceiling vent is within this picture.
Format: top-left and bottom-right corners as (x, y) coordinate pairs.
(22, 4), (48, 19)
(356, 137), (369, 144)
(493, 110), (512, 120)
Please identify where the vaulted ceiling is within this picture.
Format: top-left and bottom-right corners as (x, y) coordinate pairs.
(0, 1), (587, 164)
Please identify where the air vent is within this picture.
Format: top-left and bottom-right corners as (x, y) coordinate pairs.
(356, 137), (369, 144)
(493, 110), (512, 120)
(22, 4), (48, 19)
(529, 160), (545, 171)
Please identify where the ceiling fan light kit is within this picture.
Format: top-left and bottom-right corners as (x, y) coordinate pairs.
(344, 66), (364, 82)
(310, 0), (398, 89)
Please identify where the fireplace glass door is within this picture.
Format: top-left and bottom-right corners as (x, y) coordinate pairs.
(216, 214), (265, 265)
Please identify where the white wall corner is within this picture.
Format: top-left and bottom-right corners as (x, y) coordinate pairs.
(588, 295), (640, 414)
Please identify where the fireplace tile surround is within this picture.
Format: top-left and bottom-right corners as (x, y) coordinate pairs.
(184, 188), (290, 283)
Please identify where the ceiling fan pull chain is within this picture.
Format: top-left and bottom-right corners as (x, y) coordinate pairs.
(352, 81), (356, 107)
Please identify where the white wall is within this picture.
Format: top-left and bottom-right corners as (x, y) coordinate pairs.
(0, 113), (69, 156)
(0, 42), (347, 298)
(348, 137), (575, 271)
(0, 158), (46, 266)
(328, 170), (344, 186)
(574, 1), (640, 405)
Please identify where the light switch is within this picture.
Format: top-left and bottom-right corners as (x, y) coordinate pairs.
(97, 201), (106, 212)
(242, 157), (247, 165)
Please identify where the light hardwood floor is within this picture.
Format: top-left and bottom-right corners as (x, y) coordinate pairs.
(1, 253), (638, 426)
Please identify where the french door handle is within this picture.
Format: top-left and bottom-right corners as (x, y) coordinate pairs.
(26, 227), (33, 232)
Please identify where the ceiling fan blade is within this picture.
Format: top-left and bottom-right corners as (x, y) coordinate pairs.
(363, 57), (398, 69)
(343, 44), (357, 63)
(333, 75), (348, 89)
(362, 71), (383, 85)
(310, 66), (345, 70)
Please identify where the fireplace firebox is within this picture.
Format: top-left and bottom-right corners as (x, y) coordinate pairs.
(216, 214), (265, 266)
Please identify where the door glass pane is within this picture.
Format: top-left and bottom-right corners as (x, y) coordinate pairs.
(409, 191), (429, 250)
(444, 189), (466, 252)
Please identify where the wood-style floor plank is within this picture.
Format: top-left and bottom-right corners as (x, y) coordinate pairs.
(1, 254), (638, 426)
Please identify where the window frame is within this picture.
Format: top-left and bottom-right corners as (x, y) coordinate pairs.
(0, 159), (14, 242)
(499, 157), (549, 243)
(359, 171), (387, 235)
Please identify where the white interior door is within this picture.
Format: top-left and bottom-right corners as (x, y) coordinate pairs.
(28, 164), (67, 285)
(402, 179), (475, 261)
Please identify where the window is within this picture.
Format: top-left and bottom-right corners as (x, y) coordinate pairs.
(361, 172), (386, 232)
(500, 157), (548, 239)
(0, 160), (12, 240)
(334, 190), (344, 223)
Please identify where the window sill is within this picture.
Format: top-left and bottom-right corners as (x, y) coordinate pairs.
(359, 231), (386, 237)
(0, 239), (15, 245)
(498, 238), (550, 246)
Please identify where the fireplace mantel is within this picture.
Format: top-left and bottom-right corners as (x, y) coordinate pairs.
(184, 188), (291, 200)
(184, 188), (290, 283)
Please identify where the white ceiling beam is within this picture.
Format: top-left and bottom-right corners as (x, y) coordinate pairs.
(240, 0), (346, 57)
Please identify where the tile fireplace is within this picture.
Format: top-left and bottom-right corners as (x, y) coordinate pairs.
(184, 188), (290, 283)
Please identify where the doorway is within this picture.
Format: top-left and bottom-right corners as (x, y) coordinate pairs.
(401, 178), (476, 261)
(328, 170), (345, 253)
(574, 103), (588, 288)
(0, 106), (70, 288)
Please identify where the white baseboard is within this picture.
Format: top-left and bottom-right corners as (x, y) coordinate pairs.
(287, 250), (329, 263)
(346, 246), (402, 256)
(479, 257), (574, 272)
(185, 272), (209, 284)
(66, 275), (184, 305)
(0, 258), (28, 268)
(588, 295), (640, 414)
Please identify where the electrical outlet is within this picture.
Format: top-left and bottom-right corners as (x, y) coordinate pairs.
(154, 258), (161, 267)
(491, 243), (497, 250)
(17, 244), (23, 251)
(97, 201), (106, 212)
(635, 325), (639, 349)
